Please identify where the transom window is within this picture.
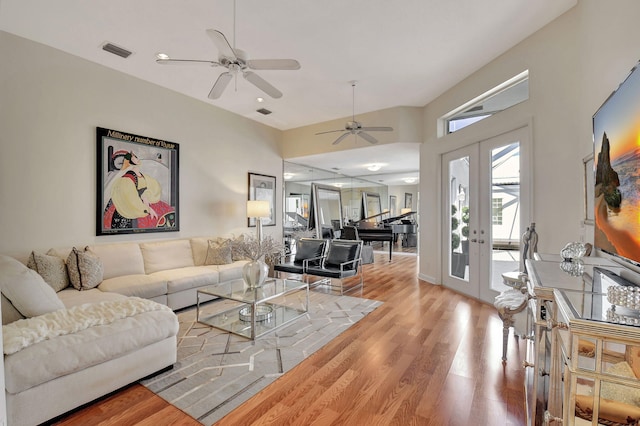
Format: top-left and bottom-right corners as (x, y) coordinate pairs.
(440, 70), (529, 135)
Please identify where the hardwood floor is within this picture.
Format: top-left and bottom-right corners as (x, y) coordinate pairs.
(52, 251), (526, 426)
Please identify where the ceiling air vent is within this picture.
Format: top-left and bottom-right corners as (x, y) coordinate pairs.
(102, 42), (132, 59)
(256, 108), (272, 115)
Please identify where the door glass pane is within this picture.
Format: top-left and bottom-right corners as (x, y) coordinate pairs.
(449, 156), (469, 281)
(490, 142), (520, 291)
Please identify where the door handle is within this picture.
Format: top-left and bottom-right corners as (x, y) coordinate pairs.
(478, 239), (485, 244)
(470, 238), (477, 243)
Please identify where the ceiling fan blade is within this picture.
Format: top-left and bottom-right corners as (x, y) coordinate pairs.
(247, 59), (301, 70)
(315, 129), (347, 135)
(208, 72), (233, 99)
(156, 58), (220, 66)
(359, 126), (393, 132)
(358, 131), (379, 144)
(243, 71), (282, 98)
(206, 29), (237, 60)
(332, 132), (352, 145)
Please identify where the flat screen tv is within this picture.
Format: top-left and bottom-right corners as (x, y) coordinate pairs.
(593, 60), (640, 267)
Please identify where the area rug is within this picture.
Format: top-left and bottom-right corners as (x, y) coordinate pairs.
(140, 290), (382, 425)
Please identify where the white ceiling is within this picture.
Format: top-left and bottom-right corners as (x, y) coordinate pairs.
(0, 0), (576, 182)
(287, 142), (420, 187)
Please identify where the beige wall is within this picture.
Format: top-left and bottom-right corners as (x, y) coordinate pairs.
(0, 31), (283, 259)
(418, 0), (640, 283)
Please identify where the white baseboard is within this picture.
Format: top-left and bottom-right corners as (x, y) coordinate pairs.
(418, 272), (438, 284)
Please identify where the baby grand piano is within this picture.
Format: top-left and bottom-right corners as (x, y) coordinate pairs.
(354, 211), (417, 261)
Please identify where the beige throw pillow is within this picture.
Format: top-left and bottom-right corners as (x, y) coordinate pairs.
(27, 251), (70, 292)
(230, 235), (247, 261)
(205, 239), (233, 265)
(0, 255), (65, 318)
(67, 247), (104, 290)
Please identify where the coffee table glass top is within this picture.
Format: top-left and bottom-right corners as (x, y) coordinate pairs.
(197, 278), (309, 340)
(198, 278), (307, 303)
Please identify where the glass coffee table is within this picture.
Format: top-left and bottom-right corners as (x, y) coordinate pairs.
(196, 278), (309, 340)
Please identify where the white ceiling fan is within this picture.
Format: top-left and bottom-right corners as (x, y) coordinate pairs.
(156, 1), (300, 100)
(316, 81), (394, 145)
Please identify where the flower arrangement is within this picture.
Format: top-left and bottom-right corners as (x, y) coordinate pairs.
(234, 233), (284, 265)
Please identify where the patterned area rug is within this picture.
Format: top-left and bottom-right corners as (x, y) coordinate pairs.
(140, 290), (382, 425)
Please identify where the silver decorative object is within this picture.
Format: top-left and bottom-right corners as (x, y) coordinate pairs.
(560, 242), (588, 261)
(559, 260), (584, 277)
(242, 259), (269, 289)
(607, 285), (640, 311)
(239, 305), (274, 322)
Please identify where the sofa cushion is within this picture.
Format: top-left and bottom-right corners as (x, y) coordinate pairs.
(89, 243), (145, 280)
(67, 247), (104, 290)
(3, 299), (178, 394)
(98, 274), (167, 299)
(0, 255), (65, 318)
(27, 251), (70, 292)
(216, 261), (247, 282)
(190, 237), (215, 266)
(140, 240), (194, 274)
(205, 239), (233, 265)
(46, 247), (73, 262)
(57, 288), (127, 308)
(153, 266), (219, 294)
(2, 295), (25, 325)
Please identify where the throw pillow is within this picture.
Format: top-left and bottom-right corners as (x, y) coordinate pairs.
(205, 239), (233, 265)
(27, 251), (70, 292)
(0, 255), (65, 318)
(230, 234), (247, 261)
(1, 294), (25, 325)
(67, 247), (104, 290)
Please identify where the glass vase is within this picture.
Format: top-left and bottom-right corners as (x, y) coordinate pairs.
(242, 259), (269, 289)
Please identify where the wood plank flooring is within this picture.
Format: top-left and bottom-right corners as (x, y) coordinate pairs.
(52, 251), (526, 426)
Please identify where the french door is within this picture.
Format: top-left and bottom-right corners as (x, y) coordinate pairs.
(441, 127), (530, 302)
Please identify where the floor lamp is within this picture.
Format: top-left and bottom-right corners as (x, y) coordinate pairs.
(247, 200), (270, 241)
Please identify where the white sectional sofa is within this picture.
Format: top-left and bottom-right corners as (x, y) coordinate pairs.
(88, 237), (248, 310)
(0, 236), (248, 426)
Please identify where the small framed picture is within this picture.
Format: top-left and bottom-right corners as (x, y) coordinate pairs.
(248, 172), (276, 227)
(404, 192), (413, 209)
(389, 195), (397, 216)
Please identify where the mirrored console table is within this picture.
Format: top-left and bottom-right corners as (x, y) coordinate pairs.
(523, 256), (637, 425)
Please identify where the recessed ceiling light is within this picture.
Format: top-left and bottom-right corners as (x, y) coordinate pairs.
(256, 97), (264, 103)
(283, 173), (294, 180)
(332, 183), (343, 188)
(367, 164), (382, 172)
(403, 177), (417, 184)
(156, 52), (170, 60)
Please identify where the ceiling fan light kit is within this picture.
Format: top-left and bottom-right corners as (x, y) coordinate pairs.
(316, 82), (393, 145)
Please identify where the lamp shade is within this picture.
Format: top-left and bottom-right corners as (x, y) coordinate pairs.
(247, 200), (270, 218)
(400, 208), (412, 215)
